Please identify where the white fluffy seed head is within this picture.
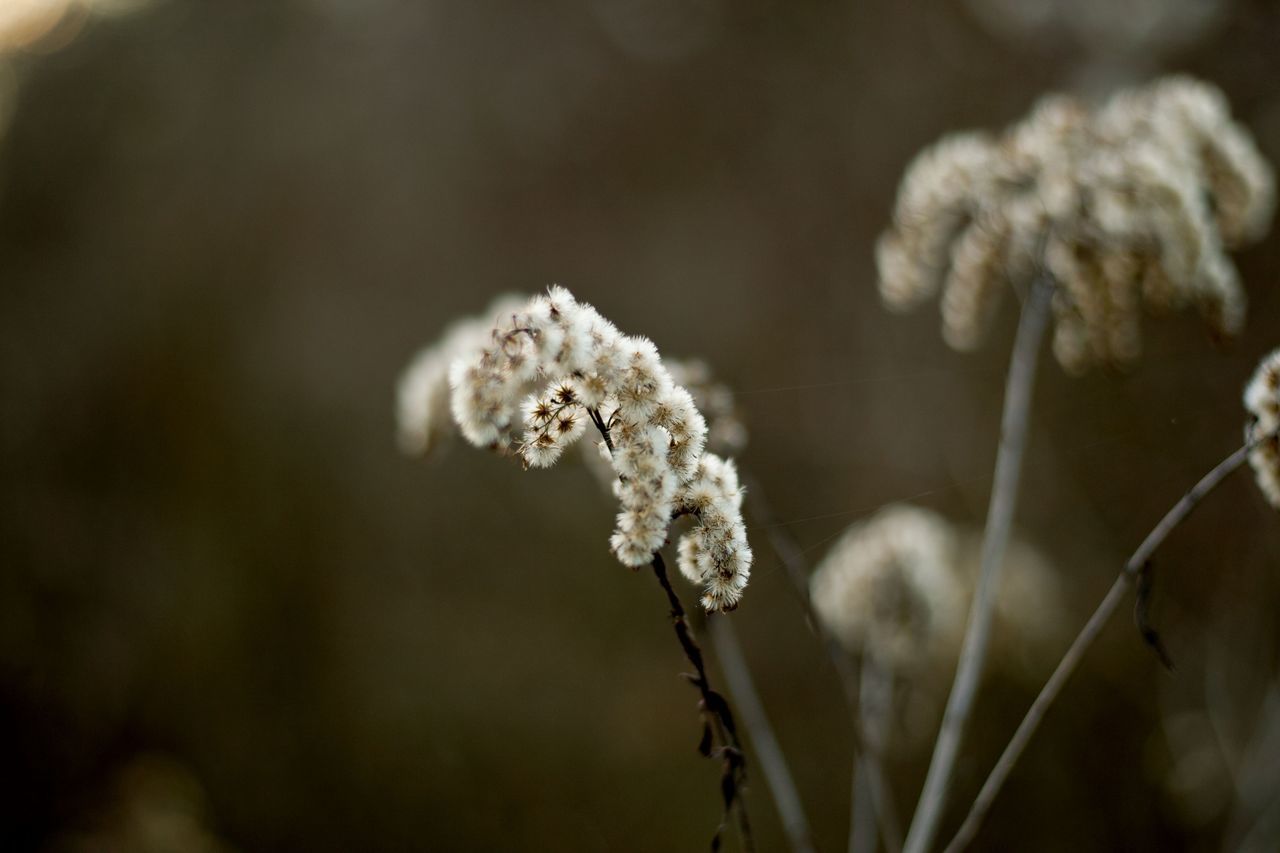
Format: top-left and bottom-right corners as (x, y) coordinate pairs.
(1245, 349), (1280, 509)
(614, 336), (673, 423)
(810, 505), (1063, 676)
(404, 286), (752, 609)
(396, 294), (527, 457)
(877, 75), (1274, 373)
(810, 505), (964, 670)
(673, 453), (752, 612)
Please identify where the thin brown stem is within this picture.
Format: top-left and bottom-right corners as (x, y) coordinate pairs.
(586, 410), (753, 850)
(588, 407), (614, 453)
(651, 553), (754, 853)
(943, 438), (1262, 853)
(588, 409), (757, 845)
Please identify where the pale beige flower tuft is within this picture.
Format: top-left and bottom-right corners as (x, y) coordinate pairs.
(1245, 348), (1280, 508)
(810, 505), (1064, 673)
(809, 505), (966, 670)
(878, 76), (1274, 373)
(401, 287), (752, 611)
(395, 294), (528, 458)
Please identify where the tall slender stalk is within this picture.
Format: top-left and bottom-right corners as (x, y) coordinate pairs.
(852, 657), (895, 853)
(850, 752), (877, 853)
(902, 273), (1055, 853)
(709, 615), (817, 853)
(943, 438), (1262, 852)
(587, 410), (755, 851)
(651, 553), (755, 853)
(744, 474), (902, 853)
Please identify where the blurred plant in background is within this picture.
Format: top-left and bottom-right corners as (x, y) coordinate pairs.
(3, 1), (1280, 851)
(877, 76), (1274, 372)
(47, 754), (232, 853)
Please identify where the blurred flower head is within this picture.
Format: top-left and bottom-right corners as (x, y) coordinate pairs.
(1245, 348), (1280, 508)
(964, 0), (1227, 63)
(877, 75), (1274, 373)
(811, 504), (1065, 676)
(810, 504), (966, 671)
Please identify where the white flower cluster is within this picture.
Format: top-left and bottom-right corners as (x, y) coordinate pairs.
(1245, 348), (1280, 508)
(878, 76), (1275, 373)
(810, 504), (1063, 673)
(674, 453), (752, 611)
(809, 505), (966, 670)
(579, 356), (748, 490)
(396, 294), (527, 458)
(441, 286), (752, 611)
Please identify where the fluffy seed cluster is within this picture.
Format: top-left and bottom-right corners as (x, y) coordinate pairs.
(877, 75), (1274, 373)
(443, 286), (752, 611)
(579, 356), (748, 489)
(809, 505), (966, 670)
(674, 454), (752, 611)
(810, 504), (1063, 674)
(396, 294), (527, 458)
(1244, 348), (1280, 508)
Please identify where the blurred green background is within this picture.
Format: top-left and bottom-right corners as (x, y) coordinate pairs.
(2, 0), (1279, 850)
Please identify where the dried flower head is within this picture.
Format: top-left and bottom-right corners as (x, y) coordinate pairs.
(395, 294), (528, 458)
(435, 286), (751, 611)
(810, 505), (1063, 673)
(674, 452), (752, 611)
(809, 505), (966, 670)
(878, 75), (1274, 373)
(580, 356), (747, 488)
(1245, 348), (1280, 508)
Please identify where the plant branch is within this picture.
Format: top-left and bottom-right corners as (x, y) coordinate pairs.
(852, 656), (895, 853)
(651, 553), (754, 853)
(586, 409), (753, 850)
(903, 272), (1054, 853)
(709, 615), (817, 853)
(743, 473), (902, 853)
(942, 437), (1262, 853)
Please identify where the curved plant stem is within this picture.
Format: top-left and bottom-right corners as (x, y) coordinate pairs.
(850, 755), (876, 853)
(709, 615), (817, 853)
(744, 473), (902, 853)
(852, 657), (895, 853)
(943, 439), (1259, 853)
(587, 409), (754, 851)
(651, 551), (754, 853)
(902, 273), (1054, 853)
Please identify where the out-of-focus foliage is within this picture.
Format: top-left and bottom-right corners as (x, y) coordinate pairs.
(2, 1), (1279, 850)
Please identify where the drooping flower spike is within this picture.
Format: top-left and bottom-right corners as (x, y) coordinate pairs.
(414, 286), (751, 611)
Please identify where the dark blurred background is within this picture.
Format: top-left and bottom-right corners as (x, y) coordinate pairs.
(2, 0), (1279, 850)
